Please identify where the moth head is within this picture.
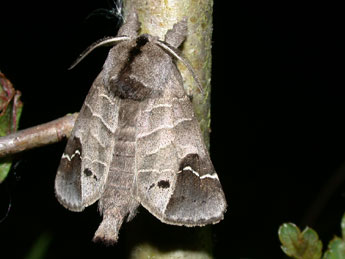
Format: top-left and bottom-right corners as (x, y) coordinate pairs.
(69, 13), (203, 94)
(105, 34), (175, 100)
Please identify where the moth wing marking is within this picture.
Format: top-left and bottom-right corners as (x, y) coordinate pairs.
(134, 90), (227, 225)
(55, 72), (120, 211)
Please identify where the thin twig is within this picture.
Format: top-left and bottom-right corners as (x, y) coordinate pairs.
(0, 113), (78, 158)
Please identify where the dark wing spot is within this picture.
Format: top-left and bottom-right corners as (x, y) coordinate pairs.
(84, 168), (92, 177)
(157, 180), (170, 189)
(109, 34), (152, 101)
(111, 76), (151, 100)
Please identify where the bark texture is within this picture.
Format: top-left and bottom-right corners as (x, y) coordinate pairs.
(124, 0), (213, 148)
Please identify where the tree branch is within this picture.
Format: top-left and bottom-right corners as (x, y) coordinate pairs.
(0, 113), (78, 158)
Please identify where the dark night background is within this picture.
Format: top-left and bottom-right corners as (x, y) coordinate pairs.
(0, 1), (344, 258)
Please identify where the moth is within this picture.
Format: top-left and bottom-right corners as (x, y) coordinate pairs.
(55, 12), (227, 244)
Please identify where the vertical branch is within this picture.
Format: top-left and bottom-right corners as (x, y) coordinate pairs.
(124, 0), (213, 147)
(122, 0), (214, 258)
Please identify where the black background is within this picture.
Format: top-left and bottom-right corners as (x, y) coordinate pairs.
(0, 1), (344, 258)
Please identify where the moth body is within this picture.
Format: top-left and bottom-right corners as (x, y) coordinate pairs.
(55, 13), (227, 244)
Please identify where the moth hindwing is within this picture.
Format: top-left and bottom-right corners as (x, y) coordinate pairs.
(55, 13), (227, 244)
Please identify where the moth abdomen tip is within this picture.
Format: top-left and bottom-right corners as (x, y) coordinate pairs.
(92, 235), (118, 246)
(93, 217), (121, 245)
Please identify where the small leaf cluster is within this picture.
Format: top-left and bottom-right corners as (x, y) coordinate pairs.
(279, 213), (345, 259)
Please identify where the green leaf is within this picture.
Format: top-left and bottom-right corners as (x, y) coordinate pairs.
(323, 213), (345, 259)
(0, 159), (13, 182)
(0, 72), (23, 183)
(323, 238), (345, 259)
(278, 223), (322, 259)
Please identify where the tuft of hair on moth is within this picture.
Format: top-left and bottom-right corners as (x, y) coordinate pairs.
(85, 0), (124, 27)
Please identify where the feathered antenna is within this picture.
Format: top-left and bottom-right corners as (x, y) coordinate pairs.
(69, 36), (130, 69)
(156, 40), (204, 94)
(71, 1), (127, 69)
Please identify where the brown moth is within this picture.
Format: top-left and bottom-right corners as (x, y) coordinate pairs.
(55, 13), (227, 244)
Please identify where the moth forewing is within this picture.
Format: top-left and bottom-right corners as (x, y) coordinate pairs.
(55, 72), (120, 212)
(133, 74), (226, 226)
